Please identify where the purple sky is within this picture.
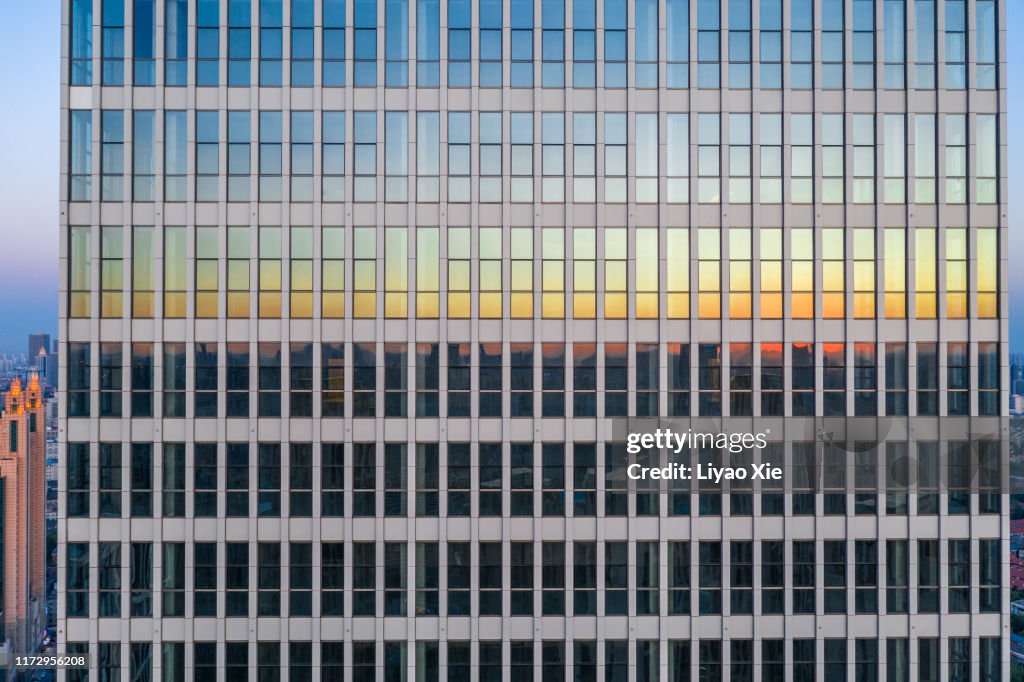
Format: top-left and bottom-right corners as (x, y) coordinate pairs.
(0, 3), (1019, 355)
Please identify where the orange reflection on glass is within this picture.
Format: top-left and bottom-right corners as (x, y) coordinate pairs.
(977, 228), (998, 319)
(542, 293), (564, 319)
(510, 293), (533, 318)
(914, 228), (936, 319)
(636, 229), (658, 318)
(883, 228), (905, 319)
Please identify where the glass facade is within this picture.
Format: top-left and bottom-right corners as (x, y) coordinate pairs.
(61, 1), (1008, 679)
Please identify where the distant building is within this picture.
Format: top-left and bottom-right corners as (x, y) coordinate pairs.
(27, 335), (50, 365)
(0, 376), (46, 654)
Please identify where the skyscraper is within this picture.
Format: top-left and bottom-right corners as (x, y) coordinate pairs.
(0, 375), (47, 656)
(27, 334), (51, 365)
(59, 0), (1007, 679)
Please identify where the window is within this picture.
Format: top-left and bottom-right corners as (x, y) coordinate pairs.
(604, 343), (627, 416)
(475, 225), (499, 319)
(68, 443), (91, 517)
(226, 442), (249, 516)
(977, 114), (998, 203)
(101, 0), (125, 85)
(129, 111), (157, 202)
(790, 114), (813, 203)
(352, 443), (376, 516)
(573, 113), (596, 202)
(542, 444), (565, 516)
(67, 544), (90, 616)
(542, 0), (564, 87)
(668, 343), (690, 416)
(479, 112), (502, 202)
(634, 0), (659, 87)
(792, 540), (816, 613)
(384, 443), (407, 516)
(162, 442), (185, 516)
(384, 542), (407, 615)
(911, 114), (936, 203)
(286, 542), (312, 616)
(603, 0), (626, 87)
(697, 0), (719, 88)
(510, 344), (533, 417)
(794, 445), (816, 515)
(98, 541), (121, 615)
(977, 0), (997, 88)
(851, 0), (875, 88)
(728, 0), (751, 88)
(193, 443), (218, 517)
(98, 227), (124, 319)
(886, 540), (909, 613)
(447, 0), (470, 86)
(479, 542), (502, 614)
(730, 541), (753, 614)
(100, 110), (124, 201)
(160, 540), (185, 614)
(573, 443), (596, 516)
(98, 342), (122, 416)
(257, 443), (281, 517)
(510, 443), (534, 517)
(541, 542), (565, 615)
(131, 225), (154, 315)
(283, 0), (314, 86)
(729, 343), (752, 416)
(914, 0), (936, 87)
(880, 0), (906, 88)
(196, 0), (219, 85)
(698, 541), (721, 614)
(320, 111), (346, 201)
(352, 543), (376, 616)
(415, 114), (440, 203)
(257, 342), (281, 416)
(698, 343), (721, 416)
(854, 343), (877, 415)
(320, 543), (345, 616)
(70, 111), (93, 201)
(227, 111), (251, 201)
(195, 110), (219, 201)
(979, 342), (1000, 415)
(479, 0), (501, 86)
(70, 0), (93, 85)
(127, 343), (152, 417)
(945, 0), (966, 87)
(352, 113), (377, 201)
(258, 111), (282, 200)
(542, 113), (565, 202)
(855, 541), (878, 614)
(791, 0), (813, 87)
(384, 112), (409, 202)
(322, 0), (345, 86)
(193, 544), (218, 616)
(479, 343), (503, 417)
(697, 114), (720, 203)
(945, 114), (967, 203)
(130, 542), (153, 616)
(228, 0), (252, 86)
(573, 0), (595, 87)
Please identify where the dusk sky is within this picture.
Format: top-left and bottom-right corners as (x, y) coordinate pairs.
(0, 2), (1019, 355)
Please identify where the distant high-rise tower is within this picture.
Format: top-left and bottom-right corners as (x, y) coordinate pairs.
(0, 375), (46, 654)
(27, 334), (50, 364)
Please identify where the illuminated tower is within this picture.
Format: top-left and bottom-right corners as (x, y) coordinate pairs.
(0, 375), (47, 655)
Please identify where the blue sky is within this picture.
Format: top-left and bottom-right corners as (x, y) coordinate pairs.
(0, 3), (1019, 354)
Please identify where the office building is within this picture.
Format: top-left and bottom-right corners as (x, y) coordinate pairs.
(0, 376), (47, 656)
(28, 335), (51, 368)
(59, 0), (1008, 679)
